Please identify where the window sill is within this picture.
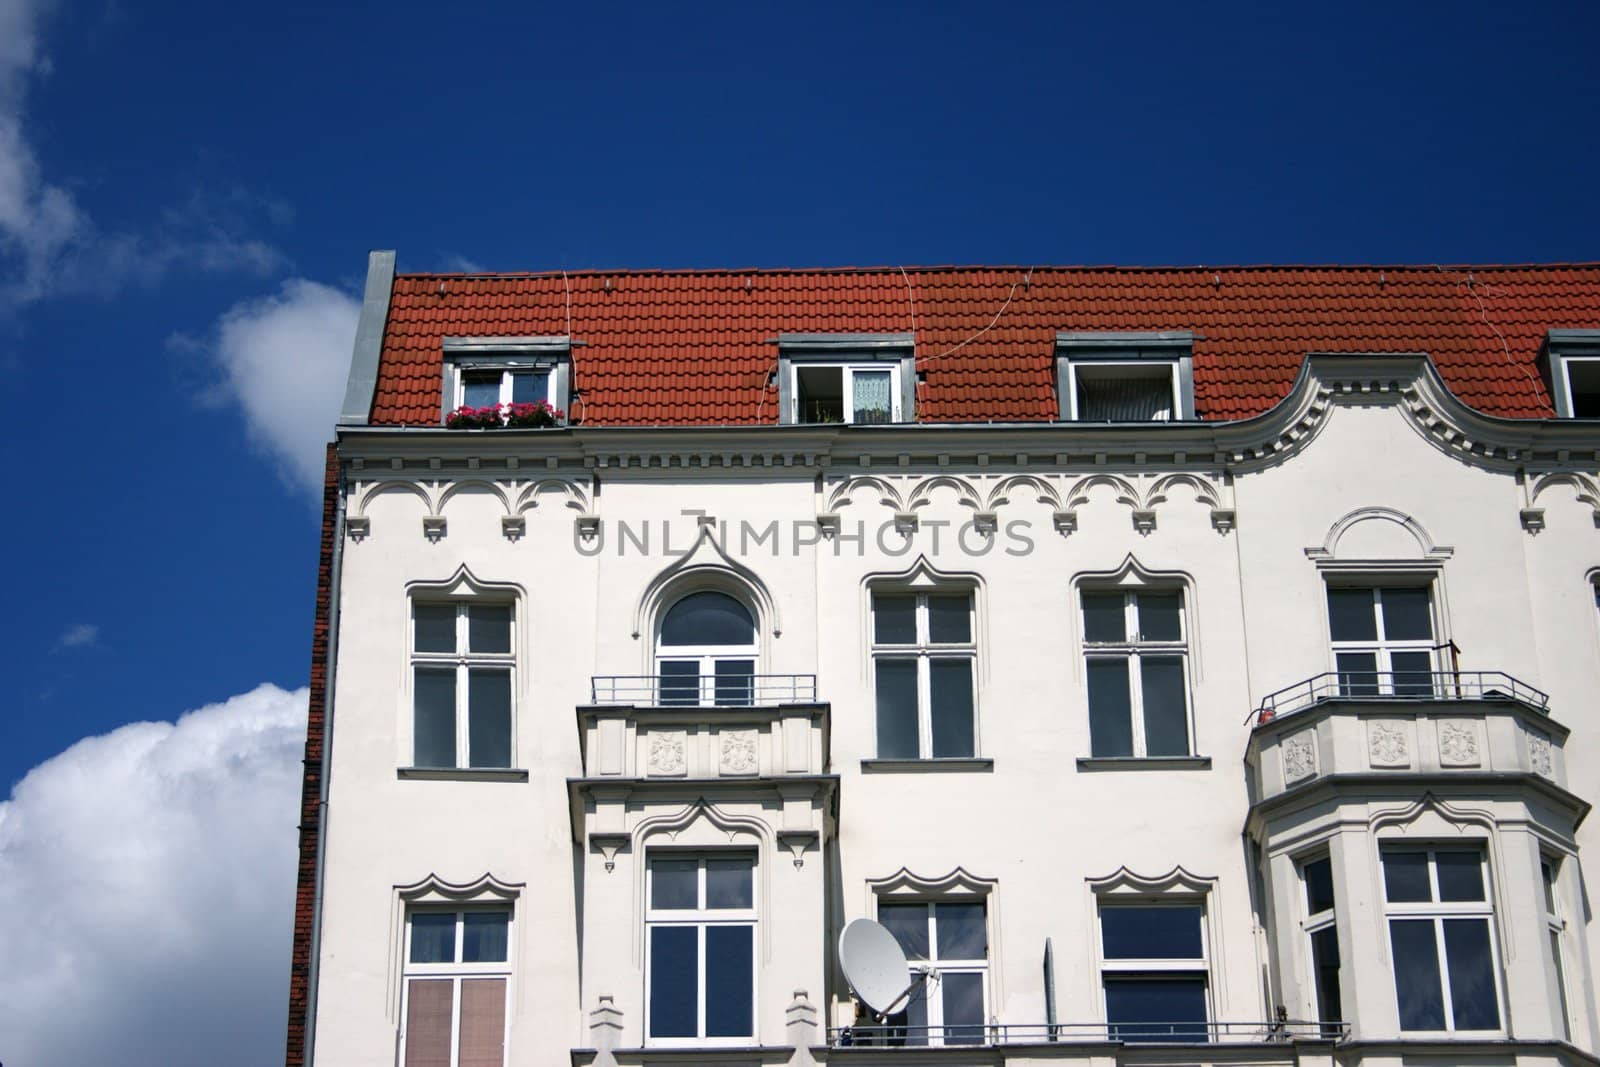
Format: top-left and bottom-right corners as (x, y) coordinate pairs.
(396, 767), (529, 782)
(1076, 756), (1212, 772)
(860, 758), (994, 773)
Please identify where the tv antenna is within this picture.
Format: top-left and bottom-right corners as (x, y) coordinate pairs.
(838, 917), (935, 1021)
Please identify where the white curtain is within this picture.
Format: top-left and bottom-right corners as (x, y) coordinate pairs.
(852, 370), (893, 424)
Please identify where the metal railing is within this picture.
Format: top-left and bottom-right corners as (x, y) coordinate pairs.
(590, 673), (817, 707)
(828, 1020), (1348, 1047)
(1250, 670), (1548, 725)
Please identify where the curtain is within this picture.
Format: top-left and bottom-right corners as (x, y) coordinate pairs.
(852, 370), (893, 424)
(1078, 376), (1173, 421)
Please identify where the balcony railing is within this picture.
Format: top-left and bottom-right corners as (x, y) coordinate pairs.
(1251, 670), (1548, 725)
(828, 1020), (1347, 1047)
(590, 673), (818, 707)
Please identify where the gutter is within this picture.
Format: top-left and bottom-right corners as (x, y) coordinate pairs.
(303, 455), (348, 1066)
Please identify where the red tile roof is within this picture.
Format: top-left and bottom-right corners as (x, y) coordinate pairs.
(369, 265), (1600, 426)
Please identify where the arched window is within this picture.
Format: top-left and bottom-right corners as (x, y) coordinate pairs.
(656, 591), (757, 706)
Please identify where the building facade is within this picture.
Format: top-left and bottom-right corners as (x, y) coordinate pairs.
(287, 258), (1600, 1067)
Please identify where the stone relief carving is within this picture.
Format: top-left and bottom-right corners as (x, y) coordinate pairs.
(1368, 721), (1409, 767)
(719, 730), (759, 776)
(1438, 720), (1480, 767)
(647, 732), (686, 776)
(1527, 730), (1554, 777)
(1283, 732), (1318, 783)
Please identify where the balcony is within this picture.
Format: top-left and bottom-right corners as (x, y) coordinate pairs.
(826, 1020), (1346, 1055)
(591, 673), (817, 707)
(1246, 670), (1568, 807)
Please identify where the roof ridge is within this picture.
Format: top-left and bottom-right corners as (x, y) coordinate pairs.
(394, 262), (1600, 280)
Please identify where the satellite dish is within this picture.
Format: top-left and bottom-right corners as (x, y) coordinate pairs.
(838, 918), (912, 1016)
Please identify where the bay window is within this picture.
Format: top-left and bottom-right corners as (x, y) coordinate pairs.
(646, 853), (757, 1043)
(1299, 854), (1342, 1033)
(1327, 585), (1436, 697)
(1381, 846), (1502, 1032)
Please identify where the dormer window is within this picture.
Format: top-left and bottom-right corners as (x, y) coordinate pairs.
(1542, 330), (1600, 418)
(442, 336), (573, 419)
(776, 333), (914, 425)
(1057, 332), (1195, 422)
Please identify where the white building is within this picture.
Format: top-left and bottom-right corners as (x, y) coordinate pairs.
(286, 257), (1600, 1067)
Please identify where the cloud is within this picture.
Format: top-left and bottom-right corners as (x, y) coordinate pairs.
(0, 682), (307, 1067)
(0, 0), (284, 308)
(178, 278), (360, 495)
(440, 252), (486, 273)
(53, 621), (97, 649)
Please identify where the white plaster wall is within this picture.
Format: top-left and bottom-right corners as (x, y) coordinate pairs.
(311, 394), (1600, 1065)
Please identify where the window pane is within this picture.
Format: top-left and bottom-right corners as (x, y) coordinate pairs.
(1328, 588), (1377, 641)
(1389, 919), (1446, 1030)
(1381, 588), (1433, 641)
(1076, 369), (1174, 422)
(712, 658), (755, 707)
(875, 659), (920, 759)
(879, 903), (930, 960)
(462, 912), (509, 963)
(1443, 919), (1499, 1030)
(404, 978), (455, 1067)
(928, 595), (972, 643)
(1335, 652), (1379, 697)
(462, 372), (501, 408)
(467, 669), (512, 768)
(706, 857), (754, 910)
(658, 660), (700, 707)
(1140, 656), (1189, 756)
(1390, 650), (1434, 696)
(1435, 851), (1485, 902)
(649, 926), (698, 1037)
(1087, 658), (1134, 758)
(941, 972), (985, 1045)
(414, 604), (457, 653)
(509, 370), (548, 404)
(1551, 930), (1571, 1040)
(468, 604), (511, 654)
(1310, 927), (1342, 1024)
(797, 365), (845, 423)
(1101, 905), (1203, 959)
(1382, 851), (1433, 902)
(934, 903), (987, 960)
(873, 595), (918, 644)
(852, 369), (893, 425)
(705, 925), (754, 1036)
(660, 592), (755, 646)
(1137, 593), (1182, 641)
(458, 978), (507, 1067)
(1541, 860), (1558, 914)
(929, 658), (975, 758)
(413, 669), (457, 768)
(1082, 593), (1126, 643)
(651, 859), (699, 910)
(1104, 975), (1207, 1043)
(409, 913), (457, 963)
(885, 985), (929, 1046)
(1304, 858), (1336, 915)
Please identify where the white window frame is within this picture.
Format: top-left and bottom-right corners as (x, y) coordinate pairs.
(789, 361), (902, 424)
(644, 851), (759, 1047)
(1080, 588), (1193, 758)
(1544, 330), (1600, 418)
(1096, 898), (1211, 1042)
(654, 593), (760, 708)
(1380, 845), (1505, 1035)
(411, 599), (516, 769)
(869, 590), (978, 759)
(1327, 584), (1439, 695)
(441, 336), (572, 419)
(399, 906), (513, 1067)
(874, 897), (990, 1047)
(1297, 853), (1342, 1031)
(1056, 332), (1195, 422)
(1542, 854), (1573, 1040)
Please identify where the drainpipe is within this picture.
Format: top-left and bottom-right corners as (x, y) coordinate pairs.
(304, 455), (348, 1066)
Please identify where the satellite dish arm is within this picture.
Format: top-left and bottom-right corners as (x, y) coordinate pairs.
(876, 965), (936, 1020)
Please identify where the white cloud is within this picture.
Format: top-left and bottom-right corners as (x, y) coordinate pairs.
(0, 682), (307, 1067)
(0, 0), (285, 308)
(53, 621), (97, 649)
(182, 278), (361, 495)
(440, 252), (486, 273)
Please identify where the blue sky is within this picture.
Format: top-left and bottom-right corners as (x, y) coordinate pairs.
(0, 2), (1597, 1064)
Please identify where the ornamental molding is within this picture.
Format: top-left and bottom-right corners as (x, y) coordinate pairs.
(344, 474), (594, 543)
(1085, 864), (1218, 897)
(1368, 720), (1411, 768)
(631, 522), (781, 642)
(646, 731), (686, 776)
(395, 871), (524, 903)
(866, 865), (1000, 898)
(1283, 731), (1318, 784)
(1305, 506), (1453, 563)
(719, 729), (759, 776)
(1527, 728), (1554, 777)
(1438, 720), (1481, 767)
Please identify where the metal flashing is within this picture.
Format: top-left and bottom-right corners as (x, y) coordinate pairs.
(337, 250), (397, 426)
(443, 336), (576, 352)
(1056, 330), (1196, 347)
(771, 332), (915, 349)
